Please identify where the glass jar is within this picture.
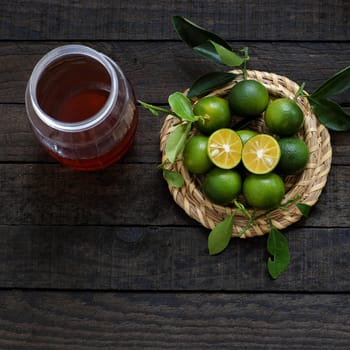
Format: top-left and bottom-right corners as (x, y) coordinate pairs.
(25, 44), (138, 171)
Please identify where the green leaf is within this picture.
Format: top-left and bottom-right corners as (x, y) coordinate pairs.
(172, 16), (231, 51)
(165, 123), (192, 163)
(168, 92), (197, 122)
(208, 214), (234, 255)
(296, 203), (312, 218)
(193, 42), (223, 64)
(172, 16), (245, 67)
(187, 72), (237, 98)
(209, 40), (245, 66)
(308, 96), (350, 131)
(307, 66), (350, 132)
(194, 41), (245, 66)
(163, 169), (185, 188)
(311, 65), (350, 100)
(267, 226), (290, 279)
(138, 100), (171, 116)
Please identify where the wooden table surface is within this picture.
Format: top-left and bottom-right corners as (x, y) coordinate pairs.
(1, 1), (350, 349)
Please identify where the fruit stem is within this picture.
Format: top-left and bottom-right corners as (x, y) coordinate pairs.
(294, 82), (306, 101)
(234, 199), (252, 219)
(241, 47), (249, 80)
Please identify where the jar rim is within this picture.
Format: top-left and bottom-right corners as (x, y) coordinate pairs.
(28, 44), (119, 132)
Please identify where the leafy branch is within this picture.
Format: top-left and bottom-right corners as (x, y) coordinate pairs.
(207, 197), (311, 279)
(139, 92), (198, 188)
(138, 101), (171, 116)
(173, 16), (350, 131)
(172, 16), (249, 98)
(306, 65), (350, 131)
(140, 16), (344, 280)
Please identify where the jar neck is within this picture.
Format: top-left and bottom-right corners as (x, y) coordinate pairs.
(28, 45), (119, 132)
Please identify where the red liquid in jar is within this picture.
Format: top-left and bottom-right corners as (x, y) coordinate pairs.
(56, 89), (109, 123)
(35, 55), (137, 171)
(44, 109), (138, 171)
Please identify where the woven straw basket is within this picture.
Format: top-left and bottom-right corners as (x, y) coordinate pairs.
(160, 70), (332, 238)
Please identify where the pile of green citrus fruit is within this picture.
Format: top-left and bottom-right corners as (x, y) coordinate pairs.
(183, 79), (310, 209)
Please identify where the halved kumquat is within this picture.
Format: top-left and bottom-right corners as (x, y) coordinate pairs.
(207, 128), (243, 169)
(242, 134), (281, 174)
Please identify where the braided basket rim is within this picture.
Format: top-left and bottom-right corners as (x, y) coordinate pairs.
(160, 70), (332, 238)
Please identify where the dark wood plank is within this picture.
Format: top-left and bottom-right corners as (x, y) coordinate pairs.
(0, 290), (349, 349)
(0, 163), (348, 227)
(1, 41), (349, 104)
(0, 0), (348, 345)
(0, 225), (349, 291)
(0, 0), (349, 41)
(1, 104), (350, 165)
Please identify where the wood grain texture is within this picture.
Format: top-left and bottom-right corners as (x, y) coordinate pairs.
(1, 0), (350, 347)
(0, 226), (349, 291)
(1, 104), (350, 165)
(0, 0), (349, 41)
(1, 41), (349, 104)
(0, 163), (348, 227)
(0, 290), (349, 349)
